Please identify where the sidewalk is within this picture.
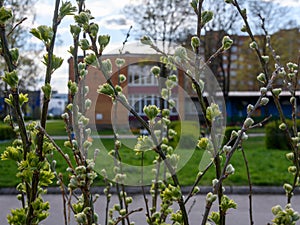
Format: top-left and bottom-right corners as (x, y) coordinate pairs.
(1, 192), (299, 225)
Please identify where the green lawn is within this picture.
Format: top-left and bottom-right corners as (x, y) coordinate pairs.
(0, 135), (293, 187)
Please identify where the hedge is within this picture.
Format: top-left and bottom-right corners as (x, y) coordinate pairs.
(0, 124), (16, 140)
(265, 120), (300, 150)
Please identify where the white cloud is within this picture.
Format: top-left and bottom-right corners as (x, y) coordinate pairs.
(263, 0), (300, 7)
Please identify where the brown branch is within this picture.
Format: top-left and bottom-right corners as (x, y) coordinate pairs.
(7, 17), (27, 37)
(114, 208), (143, 225)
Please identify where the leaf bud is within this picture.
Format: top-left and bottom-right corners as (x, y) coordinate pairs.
(247, 104), (254, 113)
(151, 66), (161, 77)
(244, 118), (254, 128)
(260, 97), (269, 106)
(286, 152), (294, 161)
(225, 164), (235, 175)
(222, 36), (233, 50)
(191, 36), (200, 52)
(206, 192), (217, 203)
(115, 58), (125, 68)
(283, 183), (293, 193)
(140, 36), (152, 45)
(271, 205), (282, 215)
(260, 87), (267, 94)
(279, 123), (287, 130)
(249, 41), (258, 50)
(257, 73), (266, 83)
(272, 88), (282, 97)
(262, 55), (269, 63)
(119, 74), (126, 83)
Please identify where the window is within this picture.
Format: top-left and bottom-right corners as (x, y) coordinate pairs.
(128, 64), (158, 86)
(128, 94), (178, 115)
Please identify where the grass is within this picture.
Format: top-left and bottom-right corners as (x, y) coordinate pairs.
(0, 134), (293, 188)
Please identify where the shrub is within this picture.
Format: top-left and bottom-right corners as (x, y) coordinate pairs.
(0, 124), (15, 140)
(265, 120), (300, 150)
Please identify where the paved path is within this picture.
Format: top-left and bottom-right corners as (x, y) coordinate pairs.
(1, 193), (299, 225)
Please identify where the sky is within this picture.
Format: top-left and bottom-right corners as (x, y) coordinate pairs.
(24, 0), (300, 93)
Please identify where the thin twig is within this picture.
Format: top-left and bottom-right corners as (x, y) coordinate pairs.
(36, 125), (75, 171)
(113, 208), (143, 225)
(7, 17), (27, 37)
(241, 145), (254, 225)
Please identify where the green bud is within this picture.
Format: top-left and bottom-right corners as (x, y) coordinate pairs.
(140, 36), (152, 45)
(225, 164), (235, 175)
(119, 74), (126, 83)
(241, 25), (247, 32)
(288, 166), (297, 174)
(70, 25), (81, 37)
(85, 99), (92, 110)
(206, 103), (221, 122)
(260, 87), (267, 94)
(89, 23), (99, 38)
(287, 62), (298, 71)
(283, 183), (293, 193)
(262, 55), (269, 64)
(224, 0), (233, 3)
(84, 53), (97, 65)
(279, 123), (287, 130)
(97, 83), (114, 96)
(162, 108), (170, 117)
(231, 130), (238, 139)
(286, 152), (294, 161)
(143, 105), (160, 121)
(247, 104), (254, 113)
(79, 38), (90, 50)
(288, 73), (295, 79)
(161, 88), (169, 99)
(68, 80), (78, 95)
(101, 59), (112, 75)
(31, 25), (53, 46)
(166, 79), (176, 89)
(271, 205), (282, 215)
(168, 99), (176, 108)
(1, 70), (19, 88)
(10, 48), (19, 63)
(192, 186), (200, 195)
(222, 36), (233, 50)
(115, 85), (123, 93)
(0, 7), (13, 25)
(222, 145), (232, 154)
(74, 11), (90, 25)
(272, 88), (281, 97)
(201, 11), (214, 26)
(98, 35), (110, 51)
(197, 137), (209, 149)
(42, 83), (52, 99)
(249, 41), (258, 50)
(290, 97), (296, 105)
(206, 192), (217, 203)
(191, 36), (200, 52)
(174, 46), (188, 62)
(244, 118), (254, 128)
(3, 115), (12, 124)
(241, 8), (247, 16)
(257, 73), (266, 83)
(260, 97), (269, 106)
(19, 93), (28, 106)
(151, 66), (161, 77)
(125, 197), (133, 204)
(115, 58), (125, 68)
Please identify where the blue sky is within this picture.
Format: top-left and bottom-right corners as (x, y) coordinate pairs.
(28, 0), (300, 93)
